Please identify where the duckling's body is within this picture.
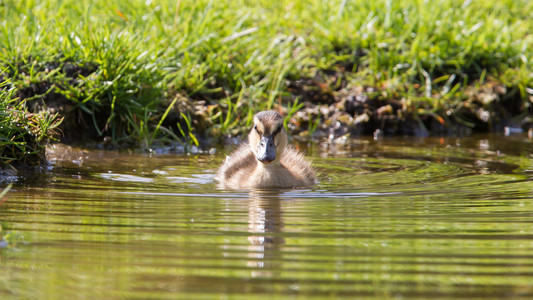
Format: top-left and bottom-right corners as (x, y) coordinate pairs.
(218, 143), (315, 189)
(216, 111), (315, 189)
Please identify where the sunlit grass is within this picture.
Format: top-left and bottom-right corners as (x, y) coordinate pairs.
(0, 76), (62, 166)
(0, 0), (531, 147)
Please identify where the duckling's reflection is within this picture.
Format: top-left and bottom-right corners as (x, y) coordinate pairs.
(246, 190), (284, 278)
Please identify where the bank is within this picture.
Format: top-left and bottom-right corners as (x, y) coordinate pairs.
(1, 0), (532, 168)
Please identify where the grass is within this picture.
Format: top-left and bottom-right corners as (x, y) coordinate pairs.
(0, 0), (532, 152)
(0, 76), (62, 167)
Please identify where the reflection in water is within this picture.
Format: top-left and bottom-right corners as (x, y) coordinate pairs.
(247, 192), (284, 278)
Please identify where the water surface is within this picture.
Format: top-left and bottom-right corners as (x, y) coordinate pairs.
(1, 135), (532, 299)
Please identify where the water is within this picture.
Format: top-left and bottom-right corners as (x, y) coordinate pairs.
(1, 135), (532, 299)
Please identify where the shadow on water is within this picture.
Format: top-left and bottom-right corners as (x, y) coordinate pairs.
(0, 134), (532, 298)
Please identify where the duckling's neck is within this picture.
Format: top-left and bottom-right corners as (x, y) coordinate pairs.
(256, 159), (282, 170)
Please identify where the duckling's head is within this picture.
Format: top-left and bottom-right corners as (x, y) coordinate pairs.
(249, 111), (288, 164)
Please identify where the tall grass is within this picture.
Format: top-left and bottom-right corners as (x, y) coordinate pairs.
(0, 0), (531, 146)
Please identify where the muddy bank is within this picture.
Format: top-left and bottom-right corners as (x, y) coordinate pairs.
(4, 56), (532, 152)
(24, 74), (533, 150)
(284, 73), (533, 140)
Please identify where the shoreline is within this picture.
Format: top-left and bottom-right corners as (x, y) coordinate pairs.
(1, 0), (532, 167)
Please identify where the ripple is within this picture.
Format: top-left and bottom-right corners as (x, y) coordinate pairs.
(165, 174), (215, 185)
(98, 172), (155, 183)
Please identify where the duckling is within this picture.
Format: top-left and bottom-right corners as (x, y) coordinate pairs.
(216, 111), (315, 189)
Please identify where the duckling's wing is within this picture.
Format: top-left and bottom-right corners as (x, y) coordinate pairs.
(217, 143), (257, 184)
(280, 147), (316, 185)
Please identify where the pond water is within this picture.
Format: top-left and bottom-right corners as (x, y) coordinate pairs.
(1, 135), (532, 299)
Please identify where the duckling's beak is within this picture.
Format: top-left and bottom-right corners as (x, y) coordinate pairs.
(256, 135), (276, 163)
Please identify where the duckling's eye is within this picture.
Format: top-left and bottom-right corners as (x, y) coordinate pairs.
(254, 125), (261, 135)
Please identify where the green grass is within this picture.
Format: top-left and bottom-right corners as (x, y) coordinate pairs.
(0, 0), (532, 149)
(0, 76), (62, 167)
